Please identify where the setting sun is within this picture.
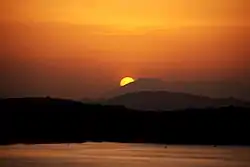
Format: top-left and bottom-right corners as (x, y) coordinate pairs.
(120, 77), (135, 86)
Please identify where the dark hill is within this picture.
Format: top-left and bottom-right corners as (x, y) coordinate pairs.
(0, 97), (126, 112)
(105, 91), (250, 111)
(1, 97), (250, 146)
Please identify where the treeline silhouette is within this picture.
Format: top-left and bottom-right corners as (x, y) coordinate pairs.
(0, 97), (250, 145)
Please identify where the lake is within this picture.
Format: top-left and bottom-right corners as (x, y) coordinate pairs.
(0, 142), (250, 167)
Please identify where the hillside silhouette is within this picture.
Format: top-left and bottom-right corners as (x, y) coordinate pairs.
(104, 91), (250, 110)
(1, 97), (250, 145)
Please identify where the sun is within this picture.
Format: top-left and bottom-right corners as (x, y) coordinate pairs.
(120, 77), (135, 86)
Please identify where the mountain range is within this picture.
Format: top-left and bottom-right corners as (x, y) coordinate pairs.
(104, 78), (250, 100)
(101, 78), (250, 110)
(104, 91), (250, 111)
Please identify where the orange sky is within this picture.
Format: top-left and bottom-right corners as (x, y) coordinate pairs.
(0, 0), (250, 99)
(2, 0), (250, 26)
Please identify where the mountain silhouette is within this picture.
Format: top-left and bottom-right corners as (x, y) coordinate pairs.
(1, 97), (250, 145)
(104, 78), (167, 98)
(103, 78), (250, 101)
(104, 91), (250, 111)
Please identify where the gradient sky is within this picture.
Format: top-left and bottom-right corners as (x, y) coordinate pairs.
(1, 0), (249, 99)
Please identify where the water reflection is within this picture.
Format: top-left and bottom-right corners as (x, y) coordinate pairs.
(0, 142), (250, 167)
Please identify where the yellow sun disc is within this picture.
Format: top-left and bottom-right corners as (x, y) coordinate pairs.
(120, 77), (135, 86)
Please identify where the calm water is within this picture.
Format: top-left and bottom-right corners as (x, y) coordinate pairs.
(0, 142), (250, 167)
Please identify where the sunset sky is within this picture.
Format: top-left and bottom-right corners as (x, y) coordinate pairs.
(1, 0), (249, 99)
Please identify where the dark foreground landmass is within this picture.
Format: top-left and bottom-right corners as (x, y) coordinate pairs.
(0, 97), (250, 145)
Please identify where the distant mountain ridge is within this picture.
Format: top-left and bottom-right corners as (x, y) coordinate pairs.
(104, 78), (167, 98)
(103, 78), (250, 101)
(104, 91), (250, 111)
